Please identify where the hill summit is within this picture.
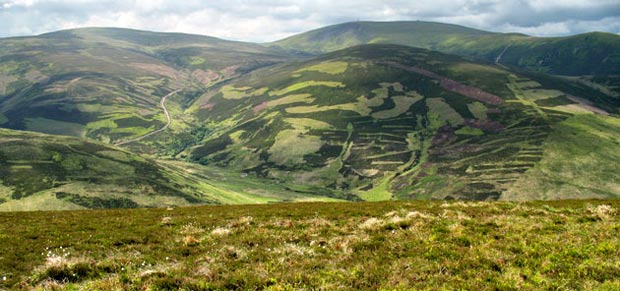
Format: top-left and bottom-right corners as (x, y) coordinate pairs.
(272, 21), (620, 75)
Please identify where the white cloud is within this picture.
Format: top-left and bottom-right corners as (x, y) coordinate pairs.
(498, 22), (572, 36)
(1, 0), (36, 9)
(0, 0), (618, 41)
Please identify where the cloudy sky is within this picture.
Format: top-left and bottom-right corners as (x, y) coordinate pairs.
(1, 0), (619, 42)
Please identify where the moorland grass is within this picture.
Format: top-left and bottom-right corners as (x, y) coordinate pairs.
(0, 200), (619, 290)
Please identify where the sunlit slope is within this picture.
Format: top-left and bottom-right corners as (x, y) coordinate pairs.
(272, 21), (620, 76)
(188, 44), (620, 200)
(0, 28), (291, 144)
(0, 128), (207, 210)
(0, 128), (334, 211)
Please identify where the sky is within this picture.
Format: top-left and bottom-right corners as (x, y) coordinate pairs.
(1, 0), (619, 42)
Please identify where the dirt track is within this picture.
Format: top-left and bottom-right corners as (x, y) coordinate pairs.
(115, 89), (181, 146)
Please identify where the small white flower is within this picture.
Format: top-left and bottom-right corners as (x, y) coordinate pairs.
(121, 267), (125, 271)
(165, 257), (169, 260)
(2, 276), (6, 281)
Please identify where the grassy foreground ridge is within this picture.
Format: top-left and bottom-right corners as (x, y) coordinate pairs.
(1, 200), (619, 290)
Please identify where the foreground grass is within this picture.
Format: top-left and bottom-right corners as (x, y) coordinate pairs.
(0, 200), (619, 290)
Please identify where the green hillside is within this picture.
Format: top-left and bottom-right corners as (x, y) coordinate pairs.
(187, 44), (620, 201)
(272, 21), (620, 76)
(1, 25), (620, 208)
(0, 128), (204, 210)
(0, 28), (291, 145)
(0, 128), (337, 211)
(1, 200), (619, 290)
(1, 17), (620, 291)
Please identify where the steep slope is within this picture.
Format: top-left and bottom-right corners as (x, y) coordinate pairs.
(0, 28), (291, 145)
(187, 44), (620, 200)
(0, 128), (336, 211)
(272, 21), (620, 76)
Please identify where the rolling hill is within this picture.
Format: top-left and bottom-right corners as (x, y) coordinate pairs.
(0, 128), (337, 211)
(0, 27), (291, 146)
(1, 19), (620, 291)
(187, 44), (620, 201)
(1, 24), (620, 209)
(0, 128), (206, 210)
(272, 21), (620, 76)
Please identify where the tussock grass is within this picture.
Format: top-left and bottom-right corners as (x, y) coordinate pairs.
(1, 200), (619, 290)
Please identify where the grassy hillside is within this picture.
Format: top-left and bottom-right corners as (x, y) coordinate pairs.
(272, 21), (620, 76)
(0, 128), (206, 210)
(1, 200), (618, 290)
(0, 28), (291, 145)
(2, 26), (620, 206)
(273, 21), (494, 54)
(0, 128), (337, 211)
(187, 44), (620, 201)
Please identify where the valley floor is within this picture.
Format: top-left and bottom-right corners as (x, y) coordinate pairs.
(1, 200), (619, 290)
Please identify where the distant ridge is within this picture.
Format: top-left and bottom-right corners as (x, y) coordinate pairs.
(272, 21), (620, 75)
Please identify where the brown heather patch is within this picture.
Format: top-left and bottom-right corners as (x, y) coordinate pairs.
(200, 103), (215, 110)
(378, 61), (504, 105)
(191, 69), (222, 85)
(220, 65), (240, 76)
(129, 63), (179, 79)
(252, 101), (268, 113)
(24, 70), (48, 83)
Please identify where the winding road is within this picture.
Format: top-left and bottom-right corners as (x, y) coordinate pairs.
(115, 89), (181, 146)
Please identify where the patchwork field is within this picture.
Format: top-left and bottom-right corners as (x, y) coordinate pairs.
(188, 44), (620, 201)
(1, 27), (620, 207)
